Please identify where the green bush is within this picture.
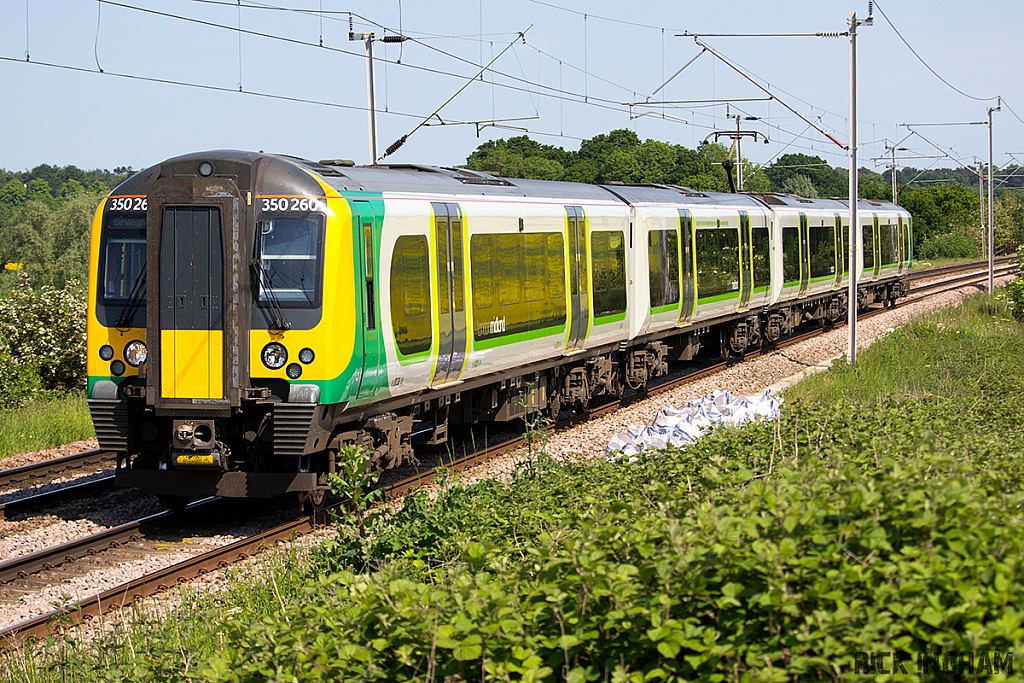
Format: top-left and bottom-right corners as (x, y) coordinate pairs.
(918, 229), (978, 260)
(1005, 274), (1024, 322)
(193, 398), (1024, 682)
(0, 272), (86, 405)
(8, 293), (1024, 682)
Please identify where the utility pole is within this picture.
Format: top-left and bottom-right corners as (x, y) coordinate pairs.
(734, 114), (743, 190)
(890, 146), (897, 203)
(987, 101), (1000, 293)
(349, 28), (378, 164)
(882, 143), (907, 204)
(848, 9), (871, 365)
(979, 160), (986, 260)
(707, 114), (765, 192)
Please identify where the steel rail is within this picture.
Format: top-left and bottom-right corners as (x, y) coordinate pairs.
(0, 511), (168, 585)
(907, 255), (1015, 283)
(0, 450), (114, 492)
(0, 475), (116, 521)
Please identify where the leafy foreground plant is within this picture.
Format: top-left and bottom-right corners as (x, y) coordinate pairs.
(192, 397), (1024, 682)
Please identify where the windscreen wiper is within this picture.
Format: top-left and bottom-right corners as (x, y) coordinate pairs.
(250, 258), (291, 330)
(114, 266), (147, 331)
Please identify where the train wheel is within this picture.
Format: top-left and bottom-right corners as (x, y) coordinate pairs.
(547, 394), (562, 423)
(157, 495), (191, 514)
(299, 489), (327, 515)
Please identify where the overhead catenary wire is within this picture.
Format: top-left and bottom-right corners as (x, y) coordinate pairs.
(181, 0), (868, 142)
(379, 27), (532, 161)
(93, 0), (104, 72)
(0, 54), (429, 120)
(871, 0), (998, 104)
(101, 0), (636, 117)
(16, 0), (1017, 170)
(683, 36), (848, 150)
(130, 0), (866, 160)
(185, 0), (896, 144)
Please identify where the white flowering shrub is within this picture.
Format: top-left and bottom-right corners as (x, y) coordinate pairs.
(0, 272), (86, 406)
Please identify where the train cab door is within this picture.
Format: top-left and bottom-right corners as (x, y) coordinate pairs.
(738, 211), (753, 308)
(353, 201), (383, 401)
(430, 202), (468, 386)
(798, 213), (810, 296)
(678, 209), (695, 324)
(565, 206), (590, 353)
(159, 206), (225, 400)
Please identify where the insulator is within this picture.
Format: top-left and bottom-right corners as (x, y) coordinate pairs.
(384, 136), (408, 158)
(381, 34), (407, 43)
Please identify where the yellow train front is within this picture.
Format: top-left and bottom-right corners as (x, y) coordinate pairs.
(87, 152), (372, 510)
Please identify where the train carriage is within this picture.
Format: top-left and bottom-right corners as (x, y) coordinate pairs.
(86, 151), (910, 508)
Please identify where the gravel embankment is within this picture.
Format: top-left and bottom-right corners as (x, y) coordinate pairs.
(0, 503), (303, 633)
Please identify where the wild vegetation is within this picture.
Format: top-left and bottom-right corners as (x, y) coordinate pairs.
(0, 166), (127, 450)
(4, 289), (1024, 681)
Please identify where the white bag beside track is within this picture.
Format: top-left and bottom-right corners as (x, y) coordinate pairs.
(606, 389), (783, 459)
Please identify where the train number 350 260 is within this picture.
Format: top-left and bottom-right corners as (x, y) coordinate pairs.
(261, 197), (325, 213)
(109, 197), (148, 212)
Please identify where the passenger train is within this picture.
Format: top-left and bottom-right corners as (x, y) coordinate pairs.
(87, 151), (911, 509)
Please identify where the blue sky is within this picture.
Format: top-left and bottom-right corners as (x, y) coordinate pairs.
(2, 1), (1022, 177)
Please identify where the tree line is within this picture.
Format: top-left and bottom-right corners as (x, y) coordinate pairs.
(0, 165), (131, 406)
(465, 129), (1024, 259)
(0, 165), (132, 290)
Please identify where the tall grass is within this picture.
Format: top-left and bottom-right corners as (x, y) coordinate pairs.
(0, 394), (94, 459)
(784, 293), (1021, 405)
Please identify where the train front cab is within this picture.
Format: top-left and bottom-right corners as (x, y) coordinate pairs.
(86, 153), (361, 506)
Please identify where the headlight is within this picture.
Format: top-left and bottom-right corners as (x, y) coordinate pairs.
(262, 342), (287, 369)
(99, 345), (114, 361)
(124, 340), (148, 367)
(298, 348), (315, 364)
(286, 363), (302, 379)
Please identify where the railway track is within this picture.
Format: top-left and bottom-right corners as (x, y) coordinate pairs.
(0, 476), (116, 521)
(905, 255), (1015, 284)
(0, 256), (1016, 648)
(0, 449), (114, 492)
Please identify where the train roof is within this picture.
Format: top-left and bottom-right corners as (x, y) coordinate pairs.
(112, 151), (908, 214)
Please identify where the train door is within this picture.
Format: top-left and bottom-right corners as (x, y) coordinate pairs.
(431, 202), (468, 386)
(799, 213), (810, 296)
(353, 201), (383, 400)
(897, 216), (906, 273)
(678, 209), (695, 323)
(565, 206), (590, 352)
(739, 211), (753, 307)
(866, 215), (879, 279)
(159, 206), (224, 400)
